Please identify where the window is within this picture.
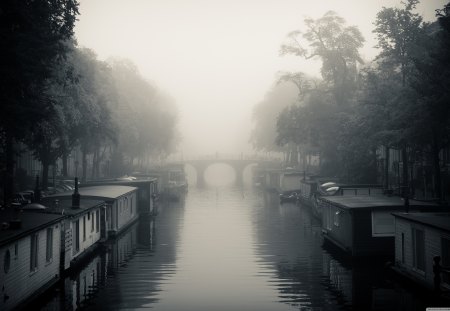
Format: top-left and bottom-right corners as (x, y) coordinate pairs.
(4, 249), (10, 273)
(91, 211), (95, 232)
(442, 238), (450, 285)
(46, 227), (53, 262)
(14, 242), (18, 259)
(96, 209), (100, 233)
(130, 197), (133, 215)
(334, 210), (341, 227)
(74, 220), (80, 254)
(30, 233), (39, 272)
(371, 211), (395, 237)
(83, 215), (86, 241)
(412, 228), (425, 272)
(401, 233), (405, 263)
(324, 204), (333, 230)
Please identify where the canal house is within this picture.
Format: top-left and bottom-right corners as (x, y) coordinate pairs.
(0, 210), (65, 311)
(81, 177), (158, 216)
(392, 212), (450, 291)
(318, 195), (438, 257)
(47, 185), (139, 239)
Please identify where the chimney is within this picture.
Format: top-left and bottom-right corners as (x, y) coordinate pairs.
(72, 177), (80, 209)
(34, 175), (41, 203)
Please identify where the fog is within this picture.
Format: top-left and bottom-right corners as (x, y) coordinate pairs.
(75, 0), (446, 157)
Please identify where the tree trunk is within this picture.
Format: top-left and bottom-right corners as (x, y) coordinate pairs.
(91, 148), (97, 180)
(384, 146), (390, 189)
(42, 161), (50, 190)
(82, 148), (87, 183)
(62, 153), (68, 177)
(4, 131), (15, 205)
(402, 147), (409, 197)
(432, 131), (442, 200)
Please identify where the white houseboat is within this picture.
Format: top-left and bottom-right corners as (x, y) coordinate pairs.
(0, 210), (65, 311)
(392, 212), (450, 291)
(47, 185), (139, 239)
(318, 195), (438, 257)
(81, 177), (158, 216)
(37, 194), (105, 271)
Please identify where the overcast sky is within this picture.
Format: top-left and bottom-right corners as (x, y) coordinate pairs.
(75, 0), (447, 157)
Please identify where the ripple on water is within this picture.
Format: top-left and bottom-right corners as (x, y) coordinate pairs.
(35, 186), (445, 311)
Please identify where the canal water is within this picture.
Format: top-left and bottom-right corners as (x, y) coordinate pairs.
(36, 185), (445, 310)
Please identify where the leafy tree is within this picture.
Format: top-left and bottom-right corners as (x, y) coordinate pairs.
(0, 0), (79, 202)
(281, 11), (365, 107)
(373, 0), (424, 192)
(407, 2), (450, 198)
(250, 83), (298, 152)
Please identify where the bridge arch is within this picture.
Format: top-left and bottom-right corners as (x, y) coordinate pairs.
(185, 159), (260, 187)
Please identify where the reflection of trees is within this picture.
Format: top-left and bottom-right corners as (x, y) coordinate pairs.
(255, 192), (333, 308)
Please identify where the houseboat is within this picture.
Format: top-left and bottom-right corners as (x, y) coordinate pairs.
(392, 212), (450, 291)
(318, 195), (438, 257)
(135, 166), (187, 201)
(0, 210), (65, 311)
(299, 177), (382, 218)
(36, 195), (105, 271)
(81, 177), (159, 216)
(46, 185), (139, 239)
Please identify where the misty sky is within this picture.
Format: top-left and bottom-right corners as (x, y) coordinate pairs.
(75, 0), (447, 157)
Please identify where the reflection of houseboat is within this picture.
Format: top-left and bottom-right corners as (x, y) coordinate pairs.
(81, 177), (159, 216)
(319, 196), (438, 257)
(392, 212), (450, 291)
(0, 210), (65, 311)
(46, 185), (139, 239)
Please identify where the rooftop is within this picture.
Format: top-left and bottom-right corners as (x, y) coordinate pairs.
(393, 212), (450, 232)
(46, 185), (137, 201)
(0, 209), (65, 247)
(38, 198), (105, 216)
(82, 178), (157, 187)
(319, 195), (438, 210)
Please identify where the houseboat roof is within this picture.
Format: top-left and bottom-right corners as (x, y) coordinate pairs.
(38, 198), (105, 216)
(392, 212), (450, 232)
(319, 195), (437, 210)
(46, 185), (138, 201)
(81, 178), (157, 187)
(0, 210), (65, 247)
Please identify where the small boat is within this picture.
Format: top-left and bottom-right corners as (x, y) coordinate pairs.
(279, 190), (300, 204)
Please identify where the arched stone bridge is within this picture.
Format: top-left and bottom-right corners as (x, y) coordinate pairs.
(177, 154), (282, 186)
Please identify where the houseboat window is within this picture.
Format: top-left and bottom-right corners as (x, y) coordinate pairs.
(30, 233), (39, 272)
(74, 220), (80, 253)
(412, 228), (425, 272)
(401, 233), (405, 263)
(442, 238), (450, 285)
(91, 211), (95, 232)
(83, 215), (86, 241)
(14, 242), (18, 258)
(46, 227), (53, 262)
(334, 210), (341, 227)
(326, 206), (332, 230)
(4, 249), (10, 273)
(371, 211), (395, 237)
(96, 209), (100, 233)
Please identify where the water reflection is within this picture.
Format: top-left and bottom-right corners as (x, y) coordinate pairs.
(36, 186), (448, 310)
